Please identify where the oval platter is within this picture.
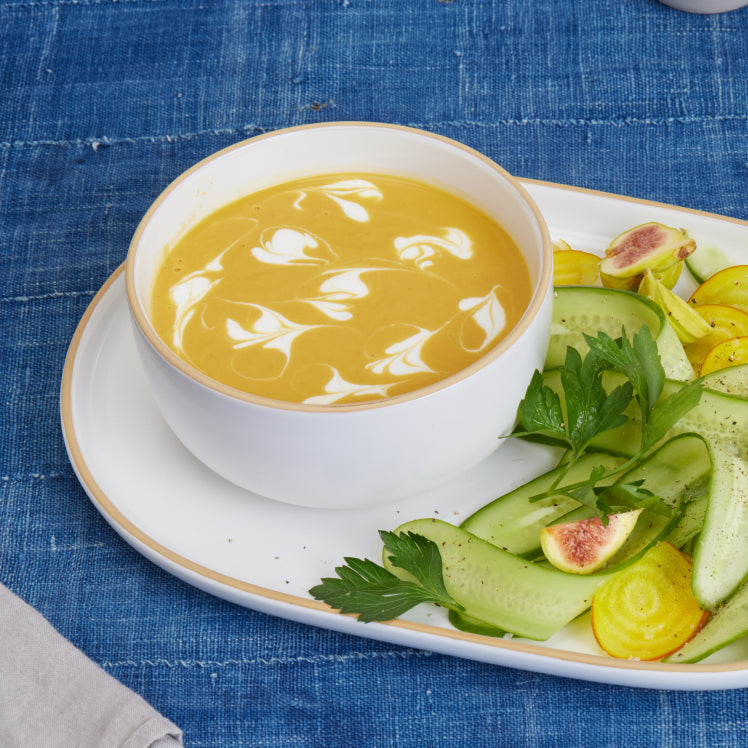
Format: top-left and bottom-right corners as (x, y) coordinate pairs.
(60, 179), (748, 690)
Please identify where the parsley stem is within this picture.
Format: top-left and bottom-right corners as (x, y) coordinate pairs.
(530, 447), (657, 506)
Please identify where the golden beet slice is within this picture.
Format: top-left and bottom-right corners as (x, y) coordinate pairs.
(688, 265), (748, 314)
(684, 303), (748, 371)
(699, 336), (748, 377)
(553, 249), (601, 286)
(591, 542), (708, 661)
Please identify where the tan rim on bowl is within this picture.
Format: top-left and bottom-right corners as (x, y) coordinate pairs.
(125, 122), (553, 413)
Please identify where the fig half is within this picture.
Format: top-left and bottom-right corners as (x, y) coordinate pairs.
(600, 222), (696, 291)
(540, 509), (642, 575)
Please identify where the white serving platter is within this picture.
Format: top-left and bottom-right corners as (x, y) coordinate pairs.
(61, 179), (748, 690)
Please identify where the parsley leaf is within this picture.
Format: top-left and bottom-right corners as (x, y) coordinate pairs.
(582, 326), (703, 452)
(640, 379), (704, 452)
(584, 326), (664, 419)
(566, 463), (609, 510)
(631, 325), (666, 413)
(561, 346), (632, 455)
(515, 370), (567, 445)
(308, 531), (464, 623)
(598, 479), (660, 512)
(516, 344), (633, 457)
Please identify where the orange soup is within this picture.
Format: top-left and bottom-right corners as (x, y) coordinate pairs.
(149, 173), (532, 404)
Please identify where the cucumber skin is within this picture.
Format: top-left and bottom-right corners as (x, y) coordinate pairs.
(549, 286), (695, 381)
(386, 518), (612, 641)
(663, 581), (748, 664)
(448, 609), (507, 638)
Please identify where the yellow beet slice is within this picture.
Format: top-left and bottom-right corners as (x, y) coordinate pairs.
(553, 238), (573, 252)
(699, 336), (748, 377)
(553, 249), (601, 286)
(591, 542), (708, 661)
(684, 304), (748, 371)
(688, 265), (748, 313)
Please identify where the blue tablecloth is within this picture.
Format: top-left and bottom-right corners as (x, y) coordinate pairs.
(3, 0), (748, 745)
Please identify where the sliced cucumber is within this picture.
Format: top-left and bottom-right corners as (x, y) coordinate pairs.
(665, 381), (748, 464)
(549, 286), (695, 381)
(701, 363), (748, 398)
(692, 443), (748, 610)
(600, 432), (710, 510)
(663, 580), (748, 664)
(603, 434), (711, 564)
(460, 453), (623, 556)
(685, 244), (733, 285)
(385, 518), (612, 641)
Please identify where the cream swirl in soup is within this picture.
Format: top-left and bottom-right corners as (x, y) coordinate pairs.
(149, 173), (532, 405)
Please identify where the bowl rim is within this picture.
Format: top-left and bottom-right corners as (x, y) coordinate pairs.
(125, 121), (553, 413)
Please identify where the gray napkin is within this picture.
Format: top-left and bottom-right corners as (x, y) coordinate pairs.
(0, 584), (183, 748)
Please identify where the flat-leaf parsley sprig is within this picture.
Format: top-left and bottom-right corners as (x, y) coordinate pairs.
(514, 325), (704, 518)
(309, 531), (464, 622)
(515, 344), (633, 459)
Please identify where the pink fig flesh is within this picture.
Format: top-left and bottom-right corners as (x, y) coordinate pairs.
(540, 510), (642, 574)
(607, 224), (668, 268)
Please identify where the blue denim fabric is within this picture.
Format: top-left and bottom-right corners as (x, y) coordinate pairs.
(2, 0), (748, 746)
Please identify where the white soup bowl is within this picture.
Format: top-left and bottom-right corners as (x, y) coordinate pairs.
(125, 122), (553, 508)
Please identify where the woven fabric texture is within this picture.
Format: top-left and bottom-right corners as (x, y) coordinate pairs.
(2, 0), (748, 746)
